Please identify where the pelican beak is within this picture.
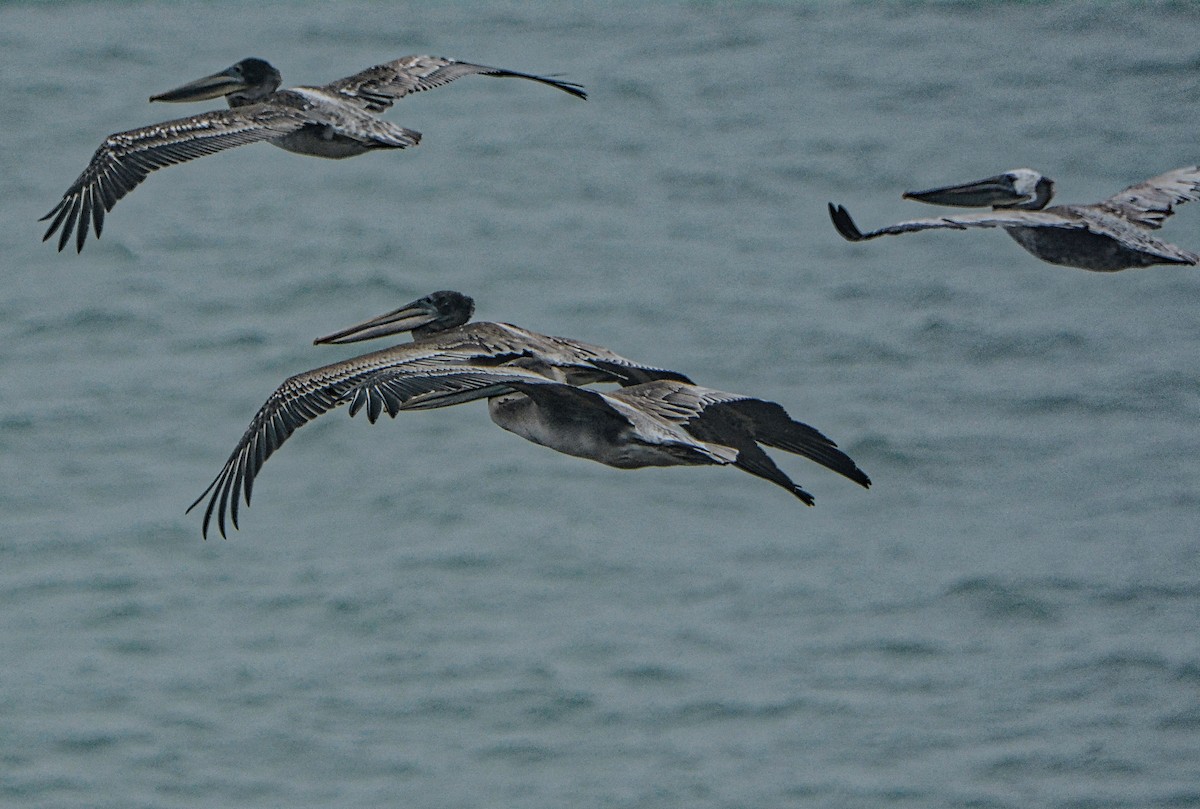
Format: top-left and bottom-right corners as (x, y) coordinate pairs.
(313, 298), (440, 345)
(902, 174), (1024, 208)
(149, 64), (250, 103)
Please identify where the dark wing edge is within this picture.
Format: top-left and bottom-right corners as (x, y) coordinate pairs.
(586, 357), (695, 386)
(722, 399), (871, 489)
(679, 403), (816, 505)
(828, 203), (869, 241)
(828, 202), (980, 242)
(454, 62), (587, 100)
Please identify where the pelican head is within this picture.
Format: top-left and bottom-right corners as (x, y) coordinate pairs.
(314, 290), (476, 345)
(149, 58), (282, 105)
(902, 168), (1054, 211)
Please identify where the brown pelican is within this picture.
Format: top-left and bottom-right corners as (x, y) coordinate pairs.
(41, 55), (586, 252)
(189, 291), (691, 537)
(828, 167), (1200, 271)
(344, 362), (871, 505)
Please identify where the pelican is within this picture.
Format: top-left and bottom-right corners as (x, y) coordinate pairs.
(347, 362), (870, 505)
(192, 356), (871, 537)
(41, 55), (586, 252)
(828, 167), (1200, 271)
(189, 290), (691, 537)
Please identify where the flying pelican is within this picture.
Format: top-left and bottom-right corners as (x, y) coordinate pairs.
(192, 356), (871, 537)
(828, 167), (1200, 271)
(345, 362), (871, 505)
(41, 55), (586, 252)
(189, 290), (691, 537)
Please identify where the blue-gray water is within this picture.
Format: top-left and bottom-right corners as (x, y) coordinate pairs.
(3, 2), (1199, 807)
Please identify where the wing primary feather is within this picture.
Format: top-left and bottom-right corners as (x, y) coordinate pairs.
(216, 461), (236, 538)
(367, 389), (383, 423)
(57, 202), (79, 252)
(201, 481), (220, 539)
(40, 202), (70, 242)
(230, 461), (246, 530)
(89, 185), (106, 238)
(76, 191), (92, 253)
(243, 452), (257, 506)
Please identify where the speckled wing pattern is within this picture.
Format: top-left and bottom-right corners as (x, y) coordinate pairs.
(40, 105), (310, 252)
(322, 55), (587, 112)
(1099, 165), (1200, 229)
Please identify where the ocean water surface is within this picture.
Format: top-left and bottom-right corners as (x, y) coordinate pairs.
(1, 2), (1199, 807)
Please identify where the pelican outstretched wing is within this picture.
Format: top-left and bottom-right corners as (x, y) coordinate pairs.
(1100, 165), (1200, 229)
(827, 203), (1087, 243)
(41, 105), (310, 252)
(323, 55), (586, 112)
(188, 349), (417, 539)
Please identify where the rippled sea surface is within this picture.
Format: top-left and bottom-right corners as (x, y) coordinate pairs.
(3, 2), (1200, 807)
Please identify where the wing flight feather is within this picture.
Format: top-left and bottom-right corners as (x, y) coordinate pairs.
(1100, 165), (1200, 229)
(42, 106), (309, 252)
(324, 55), (586, 112)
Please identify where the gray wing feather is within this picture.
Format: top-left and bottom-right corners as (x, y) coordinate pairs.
(324, 55), (586, 112)
(607, 381), (737, 424)
(1099, 165), (1200, 229)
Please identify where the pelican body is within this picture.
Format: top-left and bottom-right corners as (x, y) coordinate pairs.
(829, 167), (1200, 271)
(190, 291), (690, 537)
(42, 55), (586, 251)
(343, 363), (870, 511)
